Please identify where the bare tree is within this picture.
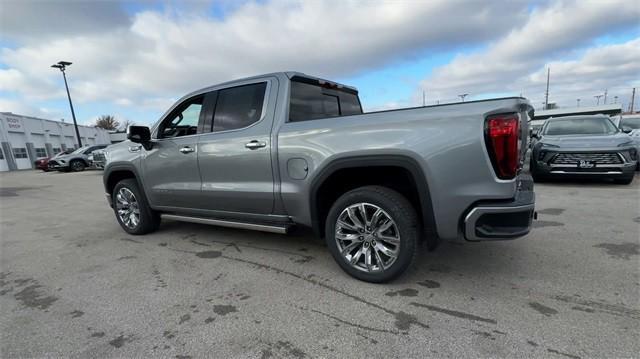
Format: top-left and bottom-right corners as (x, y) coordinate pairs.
(118, 119), (136, 132)
(95, 115), (120, 130)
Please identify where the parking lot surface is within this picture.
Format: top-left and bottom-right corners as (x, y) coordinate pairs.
(1, 170), (638, 358)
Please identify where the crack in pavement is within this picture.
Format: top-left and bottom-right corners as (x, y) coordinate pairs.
(410, 302), (497, 324)
(301, 306), (400, 334)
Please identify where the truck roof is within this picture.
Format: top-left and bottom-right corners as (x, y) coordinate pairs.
(192, 71), (358, 95)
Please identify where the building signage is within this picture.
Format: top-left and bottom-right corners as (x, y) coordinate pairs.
(3, 116), (24, 132)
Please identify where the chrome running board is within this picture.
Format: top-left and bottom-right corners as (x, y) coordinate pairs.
(162, 214), (290, 234)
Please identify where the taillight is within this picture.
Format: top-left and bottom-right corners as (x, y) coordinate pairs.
(485, 114), (520, 179)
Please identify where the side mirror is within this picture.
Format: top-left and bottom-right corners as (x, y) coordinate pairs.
(127, 126), (152, 150)
(621, 126), (632, 134)
(127, 125), (151, 143)
(531, 130), (539, 139)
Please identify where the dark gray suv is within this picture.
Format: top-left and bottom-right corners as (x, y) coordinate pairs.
(530, 115), (637, 184)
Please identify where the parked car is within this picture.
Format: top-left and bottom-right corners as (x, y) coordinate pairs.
(530, 115), (637, 184)
(529, 119), (546, 136)
(49, 144), (108, 172)
(619, 115), (640, 170)
(619, 115), (640, 132)
(103, 72), (535, 282)
(34, 149), (73, 171)
(91, 148), (109, 169)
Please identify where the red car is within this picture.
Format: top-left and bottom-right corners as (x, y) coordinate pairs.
(35, 149), (73, 171)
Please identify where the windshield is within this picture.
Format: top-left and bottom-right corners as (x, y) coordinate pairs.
(543, 117), (618, 136)
(621, 117), (640, 129)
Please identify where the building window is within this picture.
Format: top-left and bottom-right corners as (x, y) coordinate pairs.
(35, 148), (47, 157)
(13, 148), (28, 159)
(0, 149), (4, 160)
(53, 147), (62, 154)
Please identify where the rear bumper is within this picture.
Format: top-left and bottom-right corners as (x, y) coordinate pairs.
(463, 176), (535, 241)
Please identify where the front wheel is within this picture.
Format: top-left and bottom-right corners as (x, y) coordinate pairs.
(325, 186), (418, 283)
(70, 160), (86, 172)
(113, 179), (160, 235)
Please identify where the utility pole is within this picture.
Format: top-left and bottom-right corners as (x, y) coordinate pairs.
(51, 61), (82, 148)
(603, 89), (608, 104)
(631, 88), (636, 113)
(576, 98), (580, 107)
(422, 90), (426, 106)
(544, 67), (550, 109)
(594, 95), (603, 106)
(458, 93), (468, 102)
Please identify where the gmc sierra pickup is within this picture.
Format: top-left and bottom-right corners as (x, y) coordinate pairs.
(103, 72), (535, 282)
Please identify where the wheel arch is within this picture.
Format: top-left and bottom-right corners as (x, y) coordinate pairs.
(309, 155), (438, 246)
(104, 164), (151, 207)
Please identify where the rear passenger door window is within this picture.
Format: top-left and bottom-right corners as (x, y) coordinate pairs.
(212, 83), (267, 132)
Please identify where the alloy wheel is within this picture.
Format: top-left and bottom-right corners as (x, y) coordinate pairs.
(334, 202), (400, 273)
(116, 188), (140, 229)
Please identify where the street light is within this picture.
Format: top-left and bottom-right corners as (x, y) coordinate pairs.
(576, 98), (581, 107)
(51, 61), (82, 148)
(458, 93), (468, 102)
(594, 94), (603, 106)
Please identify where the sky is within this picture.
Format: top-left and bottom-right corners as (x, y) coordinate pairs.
(0, 0), (638, 127)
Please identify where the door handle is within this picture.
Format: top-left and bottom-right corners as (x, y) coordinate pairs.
(245, 140), (267, 150)
(179, 146), (195, 154)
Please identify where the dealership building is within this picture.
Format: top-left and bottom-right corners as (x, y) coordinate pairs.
(0, 112), (112, 171)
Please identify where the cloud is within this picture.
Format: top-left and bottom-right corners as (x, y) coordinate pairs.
(0, 0), (529, 115)
(0, 0), (130, 43)
(419, 0), (640, 107)
(0, 98), (62, 119)
(527, 38), (640, 108)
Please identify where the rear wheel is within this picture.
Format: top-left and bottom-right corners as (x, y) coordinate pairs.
(70, 160), (86, 172)
(113, 179), (160, 235)
(325, 186), (418, 283)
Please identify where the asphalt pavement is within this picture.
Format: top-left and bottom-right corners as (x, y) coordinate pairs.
(1, 169), (638, 358)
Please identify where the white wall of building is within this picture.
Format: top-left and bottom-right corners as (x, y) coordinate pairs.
(0, 112), (112, 171)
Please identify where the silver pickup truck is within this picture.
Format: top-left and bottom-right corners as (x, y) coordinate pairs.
(103, 72), (535, 282)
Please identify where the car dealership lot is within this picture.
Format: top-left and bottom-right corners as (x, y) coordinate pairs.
(1, 170), (638, 358)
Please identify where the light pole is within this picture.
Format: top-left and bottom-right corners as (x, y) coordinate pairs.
(51, 61), (82, 148)
(594, 95), (603, 106)
(458, 93), (468, 102)
(576, 98), (580, 107)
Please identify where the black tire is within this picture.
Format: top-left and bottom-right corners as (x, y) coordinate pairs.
(324, 186), (418, 283)
(614, 176), (634, 185)
(70, 160), (86, 172)
(112, 178), (160, 235)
